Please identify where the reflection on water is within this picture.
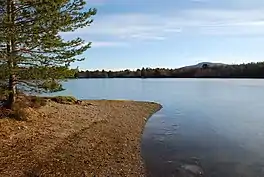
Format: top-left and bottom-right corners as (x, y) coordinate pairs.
(142, 110), (264, 177)
(49, 79), (264, 177)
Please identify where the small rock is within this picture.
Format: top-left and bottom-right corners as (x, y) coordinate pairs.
(82, 171), (88, 177)
(181, 164), (204, 176)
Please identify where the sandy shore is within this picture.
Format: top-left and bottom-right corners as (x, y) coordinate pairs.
(0, 100), (161, 177)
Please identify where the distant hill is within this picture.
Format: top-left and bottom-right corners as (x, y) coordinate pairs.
(182, 62), (226, 69)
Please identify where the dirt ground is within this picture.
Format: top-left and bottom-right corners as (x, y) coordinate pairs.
(0, 100), (161, 177)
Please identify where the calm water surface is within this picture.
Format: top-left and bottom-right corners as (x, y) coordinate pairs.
(52, 79), (264, 177)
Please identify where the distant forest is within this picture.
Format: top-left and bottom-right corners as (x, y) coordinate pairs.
(77, 62), (264, 78)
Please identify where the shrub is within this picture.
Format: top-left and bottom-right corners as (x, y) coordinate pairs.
(10, 106), (28, 121)
(49, 96), (77, 104)
(30, 96), (47, 108)
(0, 95), (47, 120)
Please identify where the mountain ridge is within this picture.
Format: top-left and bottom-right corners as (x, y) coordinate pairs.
(181, 62), (226, 69)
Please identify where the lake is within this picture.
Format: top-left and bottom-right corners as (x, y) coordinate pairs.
(50, 79), (264, 177)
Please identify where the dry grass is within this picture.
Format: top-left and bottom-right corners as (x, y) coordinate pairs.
(0, 96), (79, 120)
(0, 99), (161, 177)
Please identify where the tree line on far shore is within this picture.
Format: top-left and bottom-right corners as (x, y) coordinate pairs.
(76, 62), (264, 78)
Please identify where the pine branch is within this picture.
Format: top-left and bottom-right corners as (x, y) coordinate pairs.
(0, 0), (96, 97)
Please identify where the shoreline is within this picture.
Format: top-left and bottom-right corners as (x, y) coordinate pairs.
(0, 99), (161, 176)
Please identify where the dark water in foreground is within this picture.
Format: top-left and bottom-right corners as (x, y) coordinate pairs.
(50, 79), (264, 177)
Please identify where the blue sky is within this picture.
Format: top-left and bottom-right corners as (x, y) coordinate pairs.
(67, 0), (264, 70)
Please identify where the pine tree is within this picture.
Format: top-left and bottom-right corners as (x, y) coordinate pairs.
(0, 0), (96, 108)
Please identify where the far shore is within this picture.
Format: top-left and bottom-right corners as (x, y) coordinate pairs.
(0, 99), (161, 176)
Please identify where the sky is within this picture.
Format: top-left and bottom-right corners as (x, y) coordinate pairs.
(66, 0), (264, 71)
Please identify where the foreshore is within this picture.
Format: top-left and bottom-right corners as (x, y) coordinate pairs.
(0, 99), (161, 176)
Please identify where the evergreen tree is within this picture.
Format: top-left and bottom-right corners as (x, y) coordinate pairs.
(0, 0), (96, 108)
(141, 67), (146, 78)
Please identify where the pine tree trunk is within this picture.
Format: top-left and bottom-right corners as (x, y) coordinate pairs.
(5, 0), (16, 109)
(6, 75), (16, 109)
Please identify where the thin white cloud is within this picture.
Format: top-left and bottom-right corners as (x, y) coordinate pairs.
(67, 8), (264, 42)
(129, 34), (165, 41)
(72, 13), (181, 41)
(91, 41), (128, 48)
